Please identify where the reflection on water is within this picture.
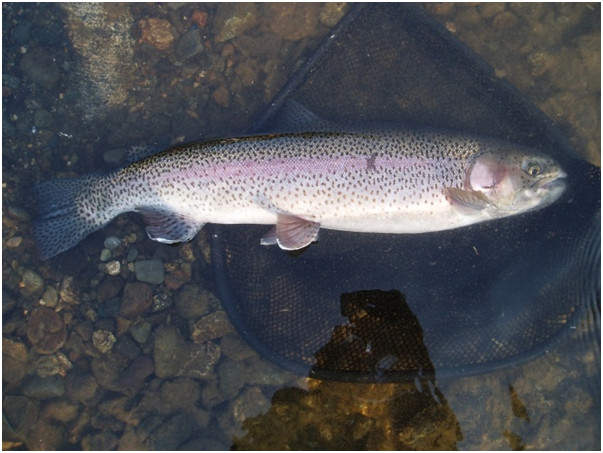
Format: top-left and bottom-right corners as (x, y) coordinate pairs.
(2, 2), (600, 451)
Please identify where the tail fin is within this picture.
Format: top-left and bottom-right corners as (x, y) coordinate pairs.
(33, 175), (113, 260)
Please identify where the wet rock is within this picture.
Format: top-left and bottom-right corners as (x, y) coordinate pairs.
(3, 395), (39, 440)
(104, 236), (121, 250)
(139, 18), (175, 50)
(245, 354), (292, 387)
(97, 277), (123, 302)
(492, 11), (518, 30)
(100, 248), (112, 262)
(6, 235), (23, 248)
(214, 3), (258, 43)
(92, 329), (116, 353)
(114, 334), (141, 360)
(34, 108), (53, 129)
(191, 10), (208, 28)
(126, 247), (139, 262)
(66, 373), (98, 403)
(35, 352), (72, 378)
(159, 378), (200, 413)
(59, 276), (79, 304)
(235, 59), (258, 87)
(105, 260), (121, 275)
(478, 3), (506, 19)
(149, 413), (194, 450)
(319, 2), (348, 27)
(25, 420), (65, 450)
(40, 286), (58, 308)
(19, 48), (61, 89)
(26, 307), (67, 354)
(135, 259), (165, 284)
(7, 205), (31, 221)
(42, 399), (79, 423)
(99, 396), (138, 425)
(20, 269), (44, 296)
(212, 85), (230, 107)
(130, 321), (152, 344)
(191, 310), (234, 343)
(82, 431), (118, 450)
(91, 352), (130, 391)
(23, 375), (66, 399)
(175, 284), (212, 319)
(267, 3), (322, 40)
(117, 355), (154, 396)
(175, 27), (203, 60)
(201, 379), (228, 409)
(217, 357), (248, 399)
(231, 386), (270, 424)
(220, 333), (257, 361)
(120, 281), (152, 318)
(154, 325), (220, 379)
(151, 291), (172, 312)
(182, 437), (228, 450)
(2, 337), (28, 384)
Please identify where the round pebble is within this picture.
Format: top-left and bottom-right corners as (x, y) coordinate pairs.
(105, 260), (121, 276)
(104, 236), (121, 250)
(100, 249), (112, 262)
(6, 236), (23, 248)
(135, 259), (165, 284)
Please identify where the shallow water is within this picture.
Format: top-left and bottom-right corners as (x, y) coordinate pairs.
(2, 3), (600, 450)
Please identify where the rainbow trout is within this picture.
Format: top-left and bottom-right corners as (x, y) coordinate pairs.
(34, 129), (566, 259)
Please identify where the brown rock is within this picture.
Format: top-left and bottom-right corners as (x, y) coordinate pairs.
(97, 277), (123, 302)
(3, 337), (28, 384)
(117, 355), (154, 395)
(120, 282), (152, 318)
(191, 310), (234, 343)
(267, 3), (322, 40)
(139, 18), (175, 50)
(59, 276), (79, 304)
(191, 10), (208, 28)
(26, 307), (67, 354)
(214, 3), (258, 43)
(212, 85), (230, 107)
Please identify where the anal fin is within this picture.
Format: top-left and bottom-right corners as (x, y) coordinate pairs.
(137, 207), (204, 244)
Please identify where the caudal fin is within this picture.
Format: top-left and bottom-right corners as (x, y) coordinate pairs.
(33, 175), (112, 260)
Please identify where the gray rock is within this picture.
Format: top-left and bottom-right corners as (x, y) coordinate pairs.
(175, 284), (211, 319)
(181, 437), (228, 451)
(245, 354), (292, 387)
(11, 22), (32, 44)
(3, 395), (39, 440)
(149, 413), (193, 450)
(66, 373), (98, 403)
(130, 321), (152, 344)
(82, 431), (119, 450)
(23, 375), (65, 399)
(176, 27), (203, 60)
(135, 259), (165, 284)
(220, 333), (257, 361)
(126, 247), (139, 262)
(104, 236), (121, 250)
(59, 276), (79, 304)
(217, 358), (248, 399)
(159, 378), (200, 413)
(42, 399), (79, 423)
(154, 325), (220, 379)
(201, 379), (228, 409)
(120, 282), (152, 318)
(114, 335), (140, 360)
(117, 355), (154, 396)
(230, 386), (270, 424)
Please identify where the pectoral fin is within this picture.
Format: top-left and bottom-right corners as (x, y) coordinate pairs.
(137, 207), (204, 244)
(445, 188), (491, 211)
(261, 214), (320, 250)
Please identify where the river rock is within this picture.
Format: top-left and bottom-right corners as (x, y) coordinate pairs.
(59, 276), (79, 304)
(20, 269), (44, 296)
(130, 321), (152, 344)
(135, 259), (165, 284)
(66, 373), (98, 403)
(82, 432), (118, 450)
(3, 337), (28, 384)
(149, 413), (193, 450)
(35, 352), (72, 378)
(120, 282), (152, 318)
(117, 355), (154, 396)
(191, 310), (234, 343)
(159, 378), (200, 414)
(267, 3), (322, 40)
(175, 284), (211, 319)
(40, 286), (58, 307)
(214, 3), (258, 43)
(231, 386), (270, 424)
(26, 307), (67, 354)
(175, 27), (203, 60)
(139, 18), (175, 50)
(220, 333), (257, 361)
(92, 329), (116, 353)
(3, 395), (39, 440)
(25, 420), (65, 450)
(19, 47), (61, 89)
(23, 375), (66, 399)
(42, 399), (80, 423)
(97, 277), (123, 302)
(217, 357), (248, 399)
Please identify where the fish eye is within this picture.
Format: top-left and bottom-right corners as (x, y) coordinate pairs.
(526, 163), (542, 177)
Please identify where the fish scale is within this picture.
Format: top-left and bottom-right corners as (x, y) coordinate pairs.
(33, 129), (566, 259)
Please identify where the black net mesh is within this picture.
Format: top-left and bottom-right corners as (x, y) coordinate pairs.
(211, 4), (600, 381)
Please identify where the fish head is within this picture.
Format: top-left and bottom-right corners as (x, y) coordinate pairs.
(467, 147), (567, 214)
